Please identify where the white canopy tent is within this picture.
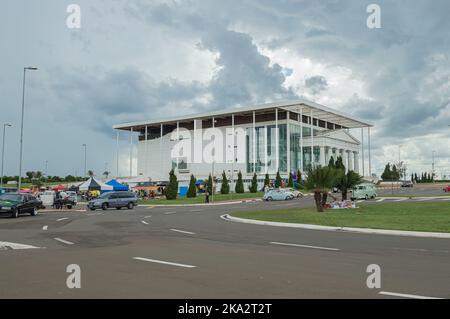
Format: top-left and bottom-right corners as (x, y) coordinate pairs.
(78, 178), (114, 192)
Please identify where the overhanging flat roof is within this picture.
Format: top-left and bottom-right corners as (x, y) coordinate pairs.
(113, 99), (374, 131)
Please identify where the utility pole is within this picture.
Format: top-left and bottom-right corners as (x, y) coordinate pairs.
(1, 123), (12, 187)
(432, 150), (436, 182)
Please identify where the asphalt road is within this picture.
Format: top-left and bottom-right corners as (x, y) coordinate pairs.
(1, 197), (449, 299)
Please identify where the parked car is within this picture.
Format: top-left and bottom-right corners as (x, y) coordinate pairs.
(66, 191), (78, 204)
(350, 183), (377, 200)
(285, 188), (304, 198)
(0, 193), (42, 218)
(401, 181), (414, 188)
(443, 185), (450, 193)
(263, 189), (293, 201)
(88, 191), (138, 211)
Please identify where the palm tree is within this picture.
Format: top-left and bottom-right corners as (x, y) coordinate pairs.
(305, 166), (337, 212)
(87, 170), (94, 178)
(339, 170), (363, 200)
(103, 171), (110, 180)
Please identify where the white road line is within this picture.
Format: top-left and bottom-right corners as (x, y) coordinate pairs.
(270, 241), (340, 251)
(189, 209), (203, 212)
(87, 212), (103, 216)
(379, 291), (443, 299)
(376, 198), (385, 202)
(53, 238), (74, 245)
(0, 241), (41, 250)
(356, 200), (365, 203)
(164, 211), (177, 215)
(143, 215), (152, 219)
(133, 257), (196, 268)
(392, 247), (449, 254)
(440, 197), (450, 201)
(56, 218), (69, 222)
(42, 225), (48, 231)
(170, 229), (196, 235)
(393, 198), (407, 202)
(141, 221), (149, 225)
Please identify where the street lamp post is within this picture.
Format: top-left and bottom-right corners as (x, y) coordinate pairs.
(82, 144), (87, 177)
(18, 67), (38, 191)
(1, 123), (12, 187)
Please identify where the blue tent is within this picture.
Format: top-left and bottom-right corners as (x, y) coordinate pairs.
(106, 179), (129, 191)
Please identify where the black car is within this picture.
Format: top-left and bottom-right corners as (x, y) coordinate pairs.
(0, 193), (42, 218)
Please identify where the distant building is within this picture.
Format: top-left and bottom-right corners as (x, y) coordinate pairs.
(113, 100), (373, 188)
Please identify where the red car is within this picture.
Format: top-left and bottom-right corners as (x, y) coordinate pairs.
(443, 185), (450, 192)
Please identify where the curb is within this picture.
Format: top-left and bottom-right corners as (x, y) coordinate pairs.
(140, 199), (262, 207)
(221, 214), (450, 239)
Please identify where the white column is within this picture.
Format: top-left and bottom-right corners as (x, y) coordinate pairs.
(160, 124), (163, 180)
(319, 146), (326, 166)
(231, 114), (235, 192)
(361, 128), (365, 177)
(176, 121), (179, 173)
(368, 127), (372, 176)
(116, 131), (119, 178)
(287, 111), (290, 174)
(344, 150), (349, 173)
(354, 151), (359, 173)
(275, 108), (279, 172)
(299, 108), (303, 172)
(347, 150), (353, 172)
(145, 125), (148, 178)
(253, 111), (256, 173)
(310, 109), (314, 167)
(129, 128), (133, 177)
(264, 125), (268, 174)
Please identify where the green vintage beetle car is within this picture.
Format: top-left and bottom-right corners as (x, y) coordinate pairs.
(0, 193), (42, 218)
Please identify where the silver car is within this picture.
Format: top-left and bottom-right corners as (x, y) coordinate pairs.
(263, 189), (294, 201)
(88, 191), (138, 211)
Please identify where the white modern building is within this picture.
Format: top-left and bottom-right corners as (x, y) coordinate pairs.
(113, 100), (373, 186)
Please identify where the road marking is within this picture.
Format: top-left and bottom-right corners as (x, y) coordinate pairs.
(170, 228), (196, 235)
(133, 257), (196, 268)
(141, 221), (149, 225)
(164, 211), (177, 215)
(379, 291), (443, 299)
(143, 215), (152, 219)
(56, 218), (69, 222)
(376, 198), (385, 202)
(42, 225), (48, 231)
(53, 238), (74, 245)
(0, 241), (41, 250)
(356, 200), (365, 203)
(393, 198), (407, 202)
(87, 212), (103, 216)
(440, 197), (450, 201)
(189, 209), (203, 212)
(270, 241), (340, 251)
(392, 247), (449, 254)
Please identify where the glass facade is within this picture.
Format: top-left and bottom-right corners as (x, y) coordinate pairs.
(246, 121), (322, 174)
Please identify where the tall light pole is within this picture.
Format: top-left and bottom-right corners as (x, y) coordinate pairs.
(1, 123), (12, 187)
(18, 67), (38, 191)
(82, 144), (87, 177)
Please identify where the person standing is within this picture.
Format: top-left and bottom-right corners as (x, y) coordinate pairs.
(205, 189), (210, 204)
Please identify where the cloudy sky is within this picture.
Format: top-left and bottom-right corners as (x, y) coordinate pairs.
(1, 0), (449, 178)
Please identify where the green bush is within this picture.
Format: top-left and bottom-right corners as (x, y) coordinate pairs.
(235, 171), (244, 193)
(221, 171), (230, 194)
(166, 169), (178, 200)
(249, 173), (258, 193)
(187, 174), (197, 198)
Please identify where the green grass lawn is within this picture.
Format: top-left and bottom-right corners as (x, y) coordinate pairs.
(139, 192), (264, 205)
(230, 202), (450, 233)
